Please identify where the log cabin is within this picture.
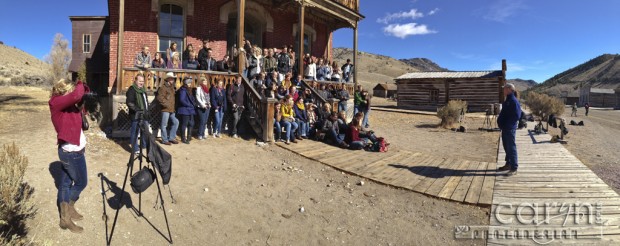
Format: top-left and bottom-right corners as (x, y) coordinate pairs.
(394, 60), (507, 112)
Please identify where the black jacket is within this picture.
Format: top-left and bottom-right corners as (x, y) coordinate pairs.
(227, 83), (245, 108)
(126, 86), (149, 120)
(143, 123), (172, 185)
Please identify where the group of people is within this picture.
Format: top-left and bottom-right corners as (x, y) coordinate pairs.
(571, 102), (590, 117)
(134, 38), (355, 88)
(126, 71), (246, 148)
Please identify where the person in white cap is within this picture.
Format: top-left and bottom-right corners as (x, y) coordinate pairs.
(156, 72), (179, 145)
(497, 83), (522, 176)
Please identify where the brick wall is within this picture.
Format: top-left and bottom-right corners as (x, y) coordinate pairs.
(108, 0), (335, 89)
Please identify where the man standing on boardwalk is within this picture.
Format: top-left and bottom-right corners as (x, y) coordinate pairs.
(497, 83), (522, 176)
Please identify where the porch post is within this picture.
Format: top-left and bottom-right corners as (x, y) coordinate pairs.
(353, 22), (358, 87)
(298, 1), (305, 78)
(237, 0), (246, 76)
(115, 0), (125, 94)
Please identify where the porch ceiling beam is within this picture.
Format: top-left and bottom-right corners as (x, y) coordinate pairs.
(305, 0), (359, 28)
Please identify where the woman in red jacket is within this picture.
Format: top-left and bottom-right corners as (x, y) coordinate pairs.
(49, 79), (88, 233)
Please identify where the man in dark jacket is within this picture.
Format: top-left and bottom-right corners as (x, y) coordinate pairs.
(497, 83), (522, 176)
(126, 73), (149, 153)
(199, 49), (217, 71)
(336, 83), (350, 113)
(277, 46), (291, 81)
(227, 76), (245, 138)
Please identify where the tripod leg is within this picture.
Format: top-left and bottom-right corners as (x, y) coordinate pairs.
(151, 162), (173, 244)
(108, 157), (134, 246)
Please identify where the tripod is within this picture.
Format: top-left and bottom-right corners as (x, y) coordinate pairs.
(99, 113), (173, 245)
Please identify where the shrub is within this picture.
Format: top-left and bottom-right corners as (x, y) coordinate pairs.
(77, 62), (87, 82)
(0, 143), (36, 245)
(524, 92), (565, 119)
(437, 100), (467, 128)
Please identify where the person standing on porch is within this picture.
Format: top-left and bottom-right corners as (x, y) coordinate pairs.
(49, 79), (89, 233)
(156, 72), (180, 145)
(336, 83), (350, 113)
(134, 45), (152, 69)
(277, 46), (291, 82)
(342, 59), (354, 83)
(497, 83), (522, 176)
(227, 76), (245, 138)
(182, 51), (199, 70)
(305, 56), (317, 81)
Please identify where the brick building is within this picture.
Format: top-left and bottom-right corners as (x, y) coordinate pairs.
(71, 0), (363, 139)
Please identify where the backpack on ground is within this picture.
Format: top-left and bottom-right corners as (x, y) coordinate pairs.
(372, 137), (388, 152)
(570, 120), (577, 125)
(578, 121), (584, 126)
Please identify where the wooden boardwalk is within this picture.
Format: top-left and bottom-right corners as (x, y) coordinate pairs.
(277, 140), (498, 206)
(487, 126), (620, 245)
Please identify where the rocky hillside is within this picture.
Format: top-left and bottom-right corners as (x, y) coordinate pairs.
(399, 58), (449, 72)
(507, 78), (537, 91)
(0, 43), (50, 86)
(530, 54), (620, 96)
(332, 47), (434, 90)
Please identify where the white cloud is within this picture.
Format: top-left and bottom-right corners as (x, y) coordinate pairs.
(483, 0), (527, 22)
(377, 9), (424, 24)
(428, 8), (440, 16)
(383, 23), (437, 39)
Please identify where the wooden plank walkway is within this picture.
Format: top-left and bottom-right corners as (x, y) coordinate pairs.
(487, 125), (620, 245)
(277, 140), (497, 206)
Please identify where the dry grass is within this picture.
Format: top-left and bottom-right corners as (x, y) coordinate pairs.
(437, 100), (467, 128)
(524, 92), (565, 118)
(0, 44), (50, 86)
(0, 143), (36, 245)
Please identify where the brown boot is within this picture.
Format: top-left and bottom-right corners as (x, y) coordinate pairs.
(59, 202), (83, 233)
(68, 200), (84, 221)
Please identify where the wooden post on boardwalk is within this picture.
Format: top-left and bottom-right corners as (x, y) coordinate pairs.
(115, 0), (125, 94)
(298, 1), (305, 78)
(237, 0), (245, 76)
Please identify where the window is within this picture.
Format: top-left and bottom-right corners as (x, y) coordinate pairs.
(83, 34), (91, 53)
(159, 4), (184, 61)
(430, 90), (439, 103)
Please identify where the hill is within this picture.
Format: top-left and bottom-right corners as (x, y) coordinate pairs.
(530, 54), (620, 96)
(507, 78), (537, 91)
(398, 58), (449, 72)
(0, 43), (50, 86)
(332, 47), (437, 90)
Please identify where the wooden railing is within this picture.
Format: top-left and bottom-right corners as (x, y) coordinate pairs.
(120, 68), (238, 94)
(333, 0), (359, 12)
(301, 80), (339, 114)
(241, 76), (276, 142)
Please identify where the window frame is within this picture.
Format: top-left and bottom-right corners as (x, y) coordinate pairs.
(83, 34), (91, 53)
(430, 89), (439, 103)
(157, 3), (185, 61)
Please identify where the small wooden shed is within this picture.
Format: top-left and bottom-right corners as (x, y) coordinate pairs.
(373, 83), (397, 98)
(394, 61), (506, 112)
(579, 86), (618, 107)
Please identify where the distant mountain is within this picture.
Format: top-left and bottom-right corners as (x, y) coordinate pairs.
(332, 47), (445, 90)
(530, 54), (620, 96)
(398, 58), (449, 72)
(0, 43), (50, 86)
(507, 78), (537, 91)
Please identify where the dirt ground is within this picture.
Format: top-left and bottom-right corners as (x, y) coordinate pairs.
(0, 86), (489, 245)
(552, 107), (620, 193)
(369, 98), (500, 163)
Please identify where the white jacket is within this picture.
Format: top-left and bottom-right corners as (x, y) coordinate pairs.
(305, 63), (317, 80)
(196, 86), (211, 109)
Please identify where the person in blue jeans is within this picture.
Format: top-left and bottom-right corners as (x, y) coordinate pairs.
(210, 80), (227, 138)
(177, 78), (197, 144)
(322, 112), (349, 148)
(157, 72), (179, 145)
(293, 97), (309, 139)
(126, 73), (150, 153)
(195, 76), (211, 140)
(49, 78), (88, 233)
(280, 95), (299, 144)
(497, 83), (522, 176)
(336, 83), (350, 113)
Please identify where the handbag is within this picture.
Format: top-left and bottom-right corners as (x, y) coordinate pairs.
(130, 167), (155, 194)
(81, 111), (89, 131)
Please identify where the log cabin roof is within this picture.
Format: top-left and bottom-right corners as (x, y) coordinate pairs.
(373, 83), (397, 90)
(395, 70), (503, 80)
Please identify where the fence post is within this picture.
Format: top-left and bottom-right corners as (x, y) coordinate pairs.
(262, 98), (275, 142)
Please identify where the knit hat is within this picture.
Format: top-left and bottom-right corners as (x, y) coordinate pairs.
(183, 78), (193, 85)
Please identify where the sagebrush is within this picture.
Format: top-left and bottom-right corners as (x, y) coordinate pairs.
(0, 143), (36, 245)
(437, 100), (467, 128)
(524, 92), (565, 119)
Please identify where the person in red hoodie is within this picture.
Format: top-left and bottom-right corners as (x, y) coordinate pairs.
(49, 79), (88, 233)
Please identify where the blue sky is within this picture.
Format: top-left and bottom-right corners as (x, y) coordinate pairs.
(1, 0), (619, 82)
(334, 0), (620, 82)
